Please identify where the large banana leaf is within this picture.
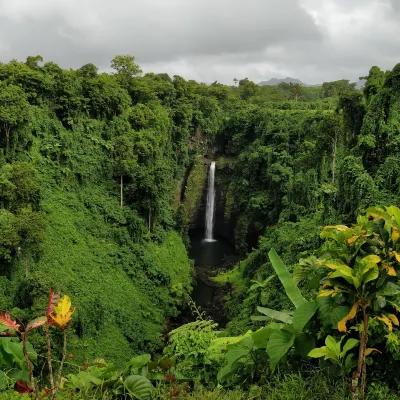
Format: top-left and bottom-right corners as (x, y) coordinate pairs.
(266, 329), (296, 372)
(268, 248), (305, 308)
(292, 301), (317, 332)
(252, 307), (293, 324)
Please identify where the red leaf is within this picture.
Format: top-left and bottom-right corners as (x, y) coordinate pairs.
(43, 387), (53, 398)
(0, 312), (20, 332)
(25, 316), (47, 333)
(46, 290), (60, 323)
(165, 374), (176, 383)
(14, 380), (33, 394)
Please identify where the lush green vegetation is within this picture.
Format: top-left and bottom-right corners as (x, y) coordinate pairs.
(2, 55), (400, 399)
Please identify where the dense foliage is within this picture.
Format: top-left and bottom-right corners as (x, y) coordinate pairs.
(2, 54), (400, 399)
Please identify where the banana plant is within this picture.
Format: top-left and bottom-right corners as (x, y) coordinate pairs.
(251, 248), (318, 372)
(311, 206), (400, 400)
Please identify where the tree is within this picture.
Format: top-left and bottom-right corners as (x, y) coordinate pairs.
(322, 80), (357, 98)
(111, 55), (142, 87)
(16, 207), (45, 277)
(0, 83), (31, 157)
(76, 63), (99, 79)
(297, 207), (400, 399)
(238, 78), (260, 100)
(291, 83), (303, 101)
(25, 55), (43, 70)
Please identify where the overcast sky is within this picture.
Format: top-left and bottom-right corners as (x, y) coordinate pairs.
(0, 0), (399, 84)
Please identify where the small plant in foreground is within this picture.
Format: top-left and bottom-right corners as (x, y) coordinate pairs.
(0, 290), (75, 399)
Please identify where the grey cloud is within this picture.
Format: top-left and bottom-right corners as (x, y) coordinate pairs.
(0, 0), (398, 84)
(0, 0), (320, 68)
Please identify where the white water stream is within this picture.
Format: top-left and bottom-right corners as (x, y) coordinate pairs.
(205, 162), (216, 242)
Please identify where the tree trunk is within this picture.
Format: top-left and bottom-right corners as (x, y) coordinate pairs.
(4, 123), (10, 159)
(24, 255), (28, 278)
(52, 329), (67, 400)
(351, 307), (369, 400)
(120, 175), (123, 208)
(22, 333), (38, 400)
(45, 324), (55, 393)
(148, 210), (151, 231)
(331, 132), (337, 184)
(360, 310), (369, 400)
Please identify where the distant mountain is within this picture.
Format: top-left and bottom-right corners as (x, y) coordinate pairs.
(258, 77), (307, 86)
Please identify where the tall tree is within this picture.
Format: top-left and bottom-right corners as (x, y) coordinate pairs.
(0, 83), (31, 158)
(111, 55), (142, 88)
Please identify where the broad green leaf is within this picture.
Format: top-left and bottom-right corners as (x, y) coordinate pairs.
(252, 326), (276, 349)
(268, 248), (305, 308)
(292, 301), (317, 333)
(293, 256), (318, 285)
(341, 338), (359, 357)
(266, 330), (295, 372)
(330, 267), (358, 288)
(387, 206), (400, 225)
(226, 336), (254, 366)
(217, 364), (234, 383)
(324, 259), (347, 270)
(363, 265), (379, 284)
(0, 370), (5, 390)
(256, 307), (293, 324)
(308, 346), (327, 358)
(358, 255), (380, 283)
(325, 336), (340, 358)
(124, 375), (154, 400)
(126, 354), (151, 369)
(250, 316), (271, 322)
(345, 353), (356, 371)
(317, 296), (350, 329)
(367, 206), (389, 221)
(7, 369), (29, 383)
(294, 333), (316, 357)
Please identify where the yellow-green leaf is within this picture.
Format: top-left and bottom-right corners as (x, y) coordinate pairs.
(338, 303), (358, 333)
(377, 315), (393, 331)
(394, 252), (400, 263)
(382, 264), (397, 277)
(318, 289), (341, 297)
(365, 348), (381, 356)
(389, 314), (399, 326)
(325, 259), (347, 270)
(348, 236), (360, 245)
(323, 225), (349, 231)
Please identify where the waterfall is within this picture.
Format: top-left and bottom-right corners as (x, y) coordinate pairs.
(205, 161), (216, 242)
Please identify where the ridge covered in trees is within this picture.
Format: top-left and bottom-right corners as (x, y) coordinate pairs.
(1, 54), (400, 399)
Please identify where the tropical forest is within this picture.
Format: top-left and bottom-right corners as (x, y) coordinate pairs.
(1, 55), (400, 400)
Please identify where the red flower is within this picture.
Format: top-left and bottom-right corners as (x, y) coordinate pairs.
(0, 312), (20, 332)
(14, 380), (33, 394)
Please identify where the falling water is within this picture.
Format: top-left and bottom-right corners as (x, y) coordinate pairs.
(205, 161), (216, 242)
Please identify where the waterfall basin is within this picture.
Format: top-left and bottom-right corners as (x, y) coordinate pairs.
(189, 230), (235, 307)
